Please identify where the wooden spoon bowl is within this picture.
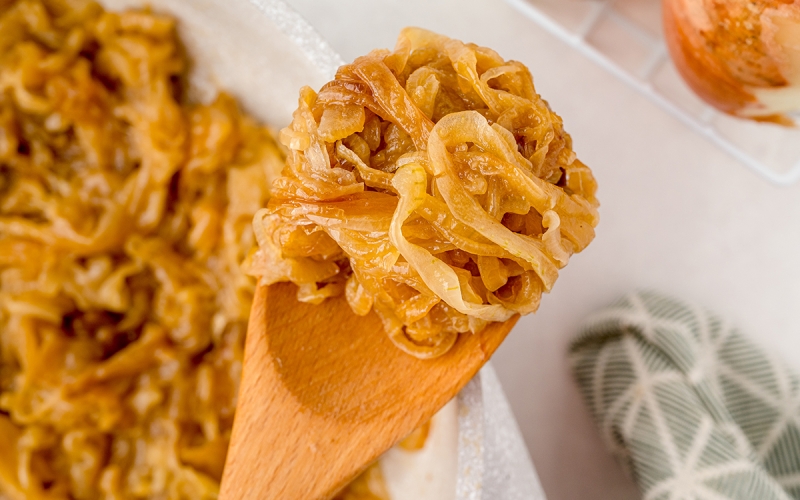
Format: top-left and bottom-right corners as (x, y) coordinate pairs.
(219, 282), (518, 500)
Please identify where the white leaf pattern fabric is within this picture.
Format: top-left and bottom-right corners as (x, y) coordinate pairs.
(570, 291), (800, 500)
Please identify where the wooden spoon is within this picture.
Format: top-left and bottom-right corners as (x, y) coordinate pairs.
(219, 281), (518, 500)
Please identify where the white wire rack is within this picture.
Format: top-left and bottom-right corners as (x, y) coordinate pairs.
(505, 0), (800, 186)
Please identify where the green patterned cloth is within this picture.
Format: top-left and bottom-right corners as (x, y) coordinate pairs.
(570, 291), (800, 500)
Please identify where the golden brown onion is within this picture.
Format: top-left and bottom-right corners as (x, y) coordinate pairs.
(0, 3), (429, 500)
(249, 28), (600, 359)
(664, 0), (800, 124)
(0, 2), (285, 498)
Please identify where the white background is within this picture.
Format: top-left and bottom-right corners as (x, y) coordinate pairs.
(283, 1), (800, 498)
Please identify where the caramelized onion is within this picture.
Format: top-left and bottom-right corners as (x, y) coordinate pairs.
(249, 28), (600, 358)
(0, 2), (286, 498)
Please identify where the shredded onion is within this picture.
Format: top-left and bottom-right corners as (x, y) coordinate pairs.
(0, 2), (286, 499)
(249, 27), (600, 358)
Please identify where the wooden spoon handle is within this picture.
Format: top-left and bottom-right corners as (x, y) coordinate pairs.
(220, 283), (517, 499)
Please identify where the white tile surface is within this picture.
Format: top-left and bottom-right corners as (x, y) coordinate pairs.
(282, 1), (800, 498)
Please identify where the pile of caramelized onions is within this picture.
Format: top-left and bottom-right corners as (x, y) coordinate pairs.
(0, 1), (285, 498)
(249, 28), (600, 359)
(664, 0), (800, 124)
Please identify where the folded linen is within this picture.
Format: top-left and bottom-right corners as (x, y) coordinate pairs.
(570, 291), (800, 500)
